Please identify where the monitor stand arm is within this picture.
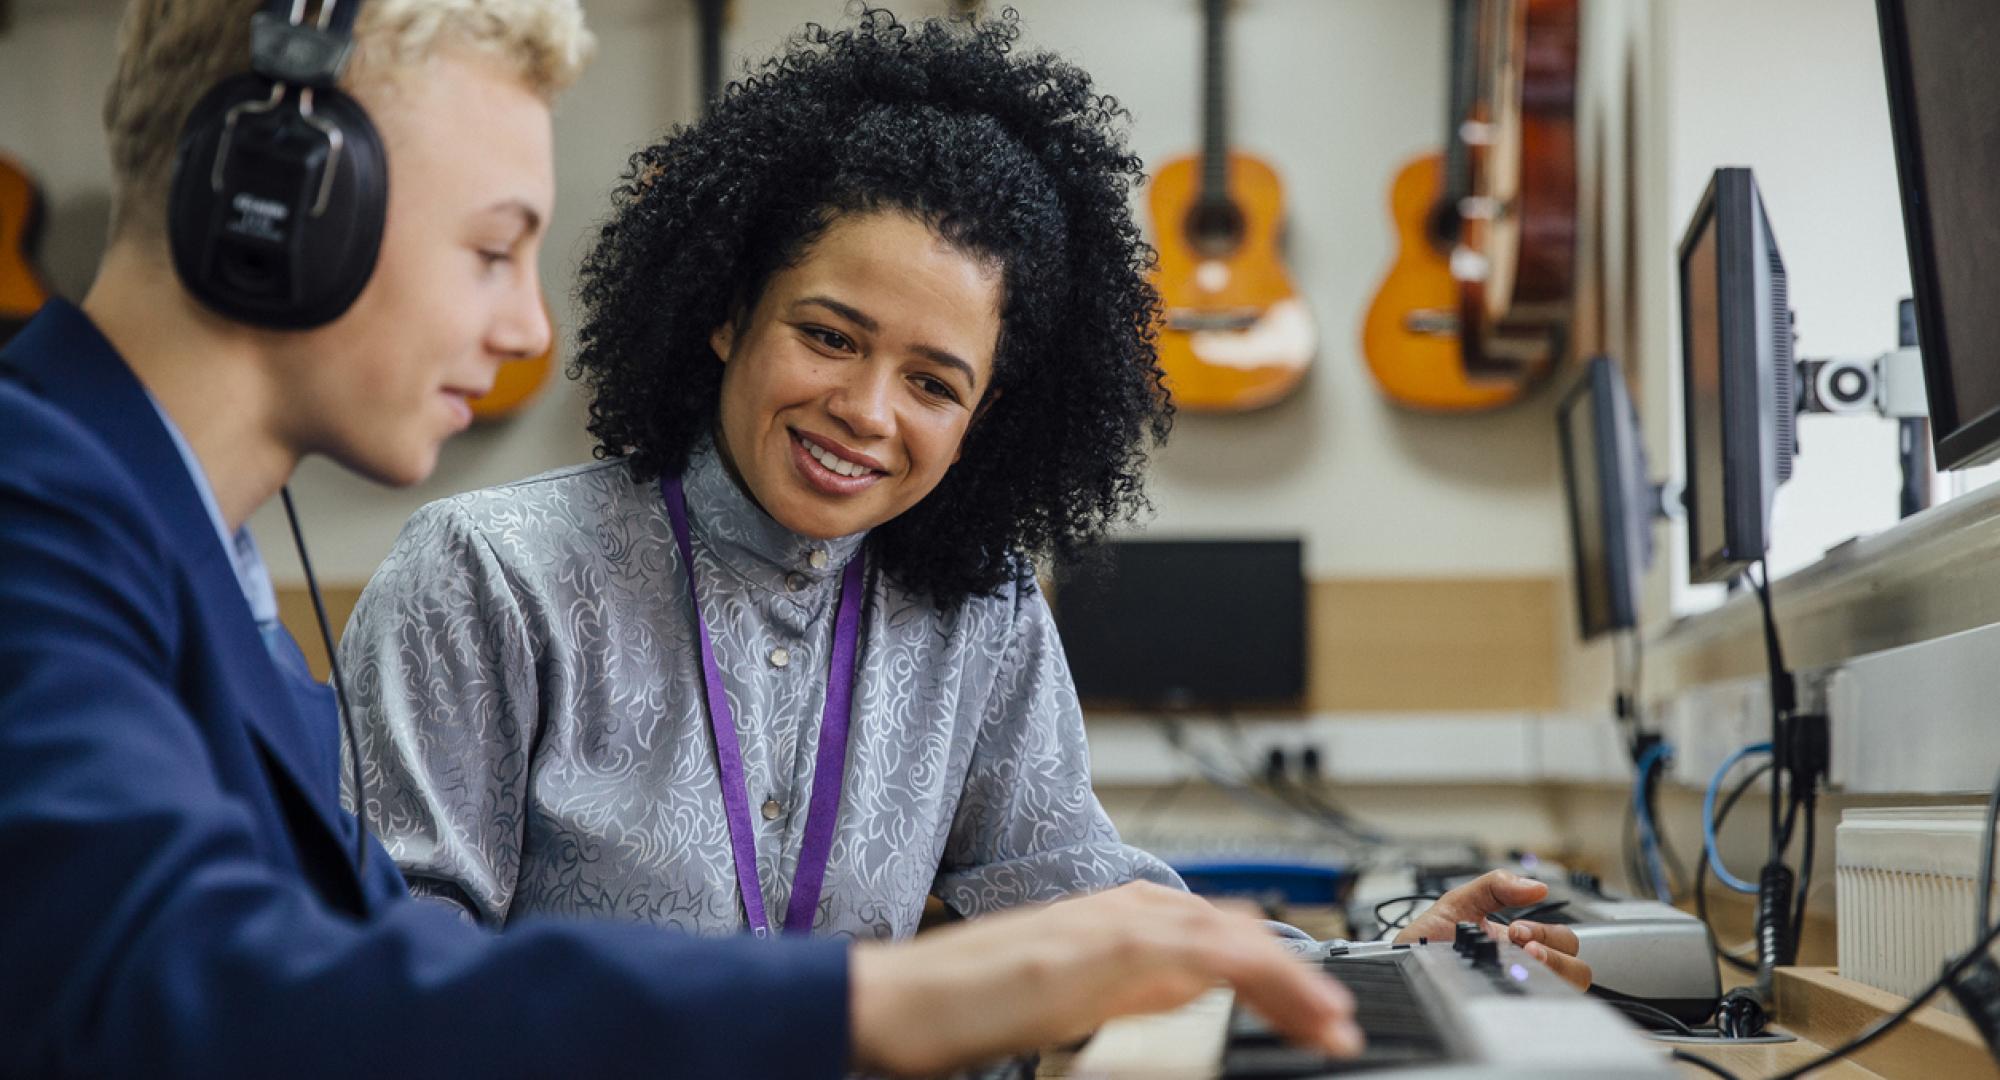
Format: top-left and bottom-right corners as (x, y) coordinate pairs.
(1796, 344), (1931, 519)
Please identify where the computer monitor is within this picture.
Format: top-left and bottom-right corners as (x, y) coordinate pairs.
(1558, 356), (1654, 639)
(1877, 0), (2000, 469)
(1051, 539), (1306, 711)
(1677, 167), (1796, 585)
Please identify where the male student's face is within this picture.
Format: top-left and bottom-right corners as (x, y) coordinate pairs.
(280, 50), (555, 486)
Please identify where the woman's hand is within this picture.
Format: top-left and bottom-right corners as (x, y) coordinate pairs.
(1393, 870), (1593, 990)
(849, 881), (1361, 1078)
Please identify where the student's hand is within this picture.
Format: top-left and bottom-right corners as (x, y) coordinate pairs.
(1393, 870), (1592, 991)
(848, 881), (1362, 1079)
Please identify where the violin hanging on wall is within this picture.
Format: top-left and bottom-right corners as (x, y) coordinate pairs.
(1148, 0), (1316, 413)
(1361, 0), (1578, 412)
(1456, 0), (1579, 383)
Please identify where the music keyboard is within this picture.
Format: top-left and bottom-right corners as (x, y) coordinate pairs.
(1071, 938), (1677, 1079)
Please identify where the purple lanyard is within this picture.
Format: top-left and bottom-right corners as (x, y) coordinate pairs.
(661, 475), (863, 937)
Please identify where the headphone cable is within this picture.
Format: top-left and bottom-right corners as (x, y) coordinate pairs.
(281, 486), (370, 877)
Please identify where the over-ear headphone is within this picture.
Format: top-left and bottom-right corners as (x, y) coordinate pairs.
(168, 0), (386, 330)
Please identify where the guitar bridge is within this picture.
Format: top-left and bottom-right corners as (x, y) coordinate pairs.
(1402, 309), (1459, 337)
(1164, 308), (1262, 333)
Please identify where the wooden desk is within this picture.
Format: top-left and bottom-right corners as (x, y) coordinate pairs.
(1669, 1027), (1883, 1079)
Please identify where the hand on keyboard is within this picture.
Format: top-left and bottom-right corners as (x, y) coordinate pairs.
(1392, 870), (1593, 990)
(848, 881), (1364, 1078)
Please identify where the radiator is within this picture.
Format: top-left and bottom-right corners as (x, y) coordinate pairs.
(1836, 806), (1999, 1016)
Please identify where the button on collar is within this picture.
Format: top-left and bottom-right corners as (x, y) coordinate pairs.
(807, 549), (830, 571)
(769, 647), (791, 669)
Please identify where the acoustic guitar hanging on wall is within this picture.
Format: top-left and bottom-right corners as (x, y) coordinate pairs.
(0, 151), (53, 347)
(1148, 0), (1316, 413)
(1361, 0), (1517, 412)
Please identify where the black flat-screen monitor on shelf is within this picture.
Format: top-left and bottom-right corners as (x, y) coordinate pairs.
(1558, 356), (1654, 639)
(1877, 0), (2000, 470)
(1678, 167), (1796, 585)
(1052, 538), (1306, 711)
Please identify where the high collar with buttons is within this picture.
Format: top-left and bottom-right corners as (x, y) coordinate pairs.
(679, 440), (868, 600)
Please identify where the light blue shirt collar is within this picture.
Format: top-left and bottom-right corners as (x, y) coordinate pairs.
(144, 391), (280, 627)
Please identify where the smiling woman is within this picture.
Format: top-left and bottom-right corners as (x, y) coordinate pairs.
(710, 211), (1004, 541)
(336, 7), (1183, 943)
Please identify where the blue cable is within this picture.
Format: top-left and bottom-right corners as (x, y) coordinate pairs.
(1633, 742), (1674, 903)
(1704, 742), (1775, 894)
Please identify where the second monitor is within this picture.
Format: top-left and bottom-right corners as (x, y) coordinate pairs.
(1678, 167), (1798, 585)
(1558, 355), (1658, 641)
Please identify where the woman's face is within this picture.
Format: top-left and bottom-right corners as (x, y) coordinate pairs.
(711, 210), (1002, 540)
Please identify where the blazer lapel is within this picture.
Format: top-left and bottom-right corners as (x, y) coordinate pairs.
(5, 301), (371, 909)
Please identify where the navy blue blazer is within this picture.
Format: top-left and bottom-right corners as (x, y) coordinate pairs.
(0, 301), (849, 1078)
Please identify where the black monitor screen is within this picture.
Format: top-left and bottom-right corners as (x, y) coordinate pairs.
(1683, 212), (1730, 577)
(1878, 0), (2000, 468)
(1562, 395), (1614, 635)
(1558, 357), (1648, 639)
(1677, 167), (1793, 585)
(1052, 539), (1306, 710)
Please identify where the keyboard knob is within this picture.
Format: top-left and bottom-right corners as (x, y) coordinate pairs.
(1453, 921), (1482, 953)
(1471, 939), (1501, 968)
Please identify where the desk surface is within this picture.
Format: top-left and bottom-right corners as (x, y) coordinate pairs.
(1669, 1033), (1884, 1079)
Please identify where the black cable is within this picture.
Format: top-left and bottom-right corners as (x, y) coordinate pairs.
(1697, 760), (1773, 974)
(1749, 560), (1790, 854)
(1768, 913), (2000, 1079)
(1269, 769), (1392, 847)
(1980, 770), (2000, 939)
(1621, 786), (1657, 900)
(1642, 750), (1689, 899)
(1602, 996), (1699, 1036)
(1671, 1049), (1744, 1080)
(1791, 789), (1818, 952)
(1229, 714), (1391, 848)
(282, 487), (368, 876)
(1371, 893), (1440, 938)
(1153, 717), (1375, 851)
(1777, 786), (1803, 852)
(1956, 767), (2000, 1061)
(1748, 558), (1803, 992)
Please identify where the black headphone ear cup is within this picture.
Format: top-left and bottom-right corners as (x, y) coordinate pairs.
(168, 73), (388, 330)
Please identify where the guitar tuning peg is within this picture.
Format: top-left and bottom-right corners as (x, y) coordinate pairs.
(1450, 247), (1491, 284)
(1456, 196), (1501, 222)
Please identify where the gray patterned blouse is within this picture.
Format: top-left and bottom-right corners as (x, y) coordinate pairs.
(339, 444), (1177, 940)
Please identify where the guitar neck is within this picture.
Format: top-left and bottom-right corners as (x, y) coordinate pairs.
(1440, 0), (1479, 206)
(696, 0), (727, 115)
(1198, 0), (1230, 203)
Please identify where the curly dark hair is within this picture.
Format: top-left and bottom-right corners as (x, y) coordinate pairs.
(568, 5), (1170, 606)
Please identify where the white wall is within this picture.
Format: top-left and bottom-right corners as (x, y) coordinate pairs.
(1649, 0), (1936, 620)
(2, 0), (1588, 587)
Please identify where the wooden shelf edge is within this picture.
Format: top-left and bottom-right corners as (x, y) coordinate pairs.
(1776, 966), (2000, 1079)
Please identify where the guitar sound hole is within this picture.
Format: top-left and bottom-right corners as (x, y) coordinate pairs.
(1425, 200), (1462, 252)
(1184, 200), (1245, 259)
